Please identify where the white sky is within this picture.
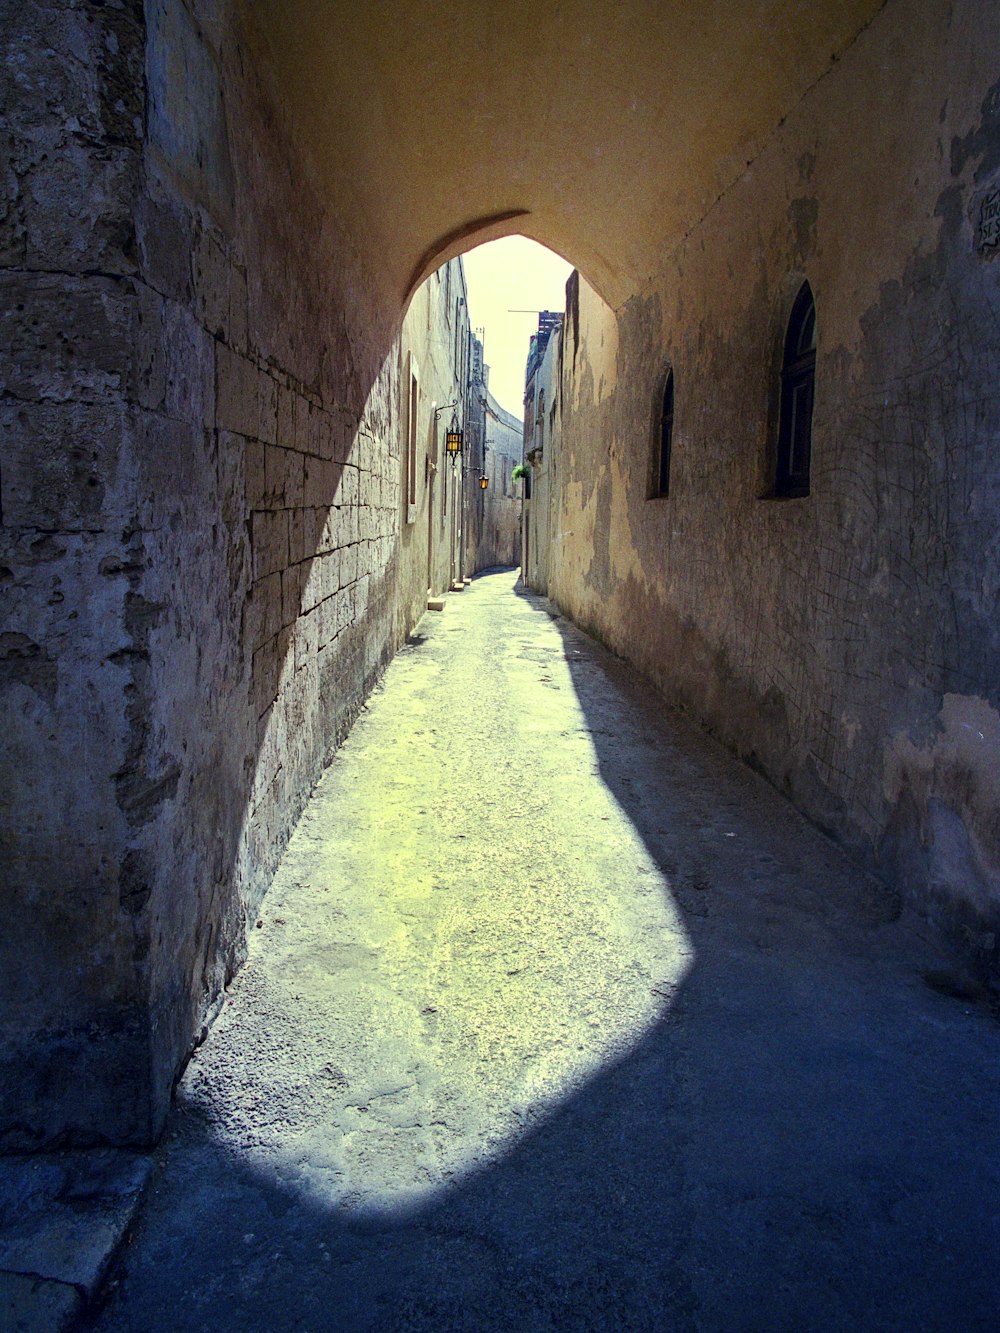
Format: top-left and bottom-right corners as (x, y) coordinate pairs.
(461, 236), (574, 420)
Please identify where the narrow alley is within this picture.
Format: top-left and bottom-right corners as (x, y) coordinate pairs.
(92, 572), (998, 1332)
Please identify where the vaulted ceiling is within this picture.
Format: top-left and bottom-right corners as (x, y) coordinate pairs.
(246, 0), (883, 309)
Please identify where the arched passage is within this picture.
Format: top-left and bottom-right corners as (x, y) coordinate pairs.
(2, 0), (999, 1155)
(241, 0), (885, 318)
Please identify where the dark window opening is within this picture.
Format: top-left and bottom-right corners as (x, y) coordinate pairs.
(655, 369), (674, 498)
(775, 282), (816, 497)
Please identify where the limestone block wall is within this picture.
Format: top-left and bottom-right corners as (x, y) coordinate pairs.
(0, 0), (465, 1147)
(1, 0), (157, 1147)
(544, 0), (1000, 973)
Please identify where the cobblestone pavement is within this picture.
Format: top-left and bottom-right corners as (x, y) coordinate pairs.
(91, 570), (1000, 1332)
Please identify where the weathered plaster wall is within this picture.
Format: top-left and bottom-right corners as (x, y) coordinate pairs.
(0, 0), (467, 1147)
(545, 0), (1000, 974)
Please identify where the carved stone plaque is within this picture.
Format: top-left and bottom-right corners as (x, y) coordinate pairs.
(978, 188), (1000, 256)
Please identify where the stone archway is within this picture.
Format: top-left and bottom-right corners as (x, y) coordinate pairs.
(4, 0), (999, 1152)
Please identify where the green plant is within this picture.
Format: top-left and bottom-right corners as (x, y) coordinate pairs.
(512, 463), (530, 482)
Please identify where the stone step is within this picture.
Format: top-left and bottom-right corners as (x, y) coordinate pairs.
(0, 1150), (154, 1331)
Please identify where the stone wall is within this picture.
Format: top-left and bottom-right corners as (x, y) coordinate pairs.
(0, 0), (467, 1147)
(477, 391), (523, 571)
(1, 0), (160, 1148)
(539, 0), (1000, 976)
(401, 260), (473, 601)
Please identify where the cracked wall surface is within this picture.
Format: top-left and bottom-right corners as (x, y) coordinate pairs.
(536, 0), (1000, 976)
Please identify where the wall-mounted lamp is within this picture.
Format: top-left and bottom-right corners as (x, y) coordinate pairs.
(480, 475), (489, 490)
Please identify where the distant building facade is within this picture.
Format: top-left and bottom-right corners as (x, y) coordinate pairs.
(463, 333), (523, 573)
(522, 311), (564, 593)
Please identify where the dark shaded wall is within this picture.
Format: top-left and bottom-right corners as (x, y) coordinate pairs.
(2, 0), (158, 1147)
(0, 0), (459, 1146)
(543, 0), (1000, 974)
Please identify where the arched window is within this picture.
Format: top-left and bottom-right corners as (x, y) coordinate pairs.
(775, 282), (816, 497)
(655, 368), (674, 498)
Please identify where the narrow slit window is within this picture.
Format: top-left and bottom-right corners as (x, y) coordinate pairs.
(656, 369), (674, 498)
(408, 373), (418, 506)
(775, 282), (816, 497)
(403, 355), (419, 523)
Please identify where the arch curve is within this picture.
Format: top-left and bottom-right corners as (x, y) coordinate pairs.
(404, 211), (532, 308)
(403, 214), (618, 317)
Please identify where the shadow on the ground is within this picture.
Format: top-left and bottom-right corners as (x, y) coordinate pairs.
(93, 583), (1000, 1333)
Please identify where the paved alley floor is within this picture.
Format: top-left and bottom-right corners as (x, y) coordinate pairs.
(92, 570), (999, 1332)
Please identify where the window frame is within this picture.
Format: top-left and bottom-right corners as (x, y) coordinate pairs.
(650, 365), (674, 500)
(773, 281), (816, 499)
(403, 353), (419, 524)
